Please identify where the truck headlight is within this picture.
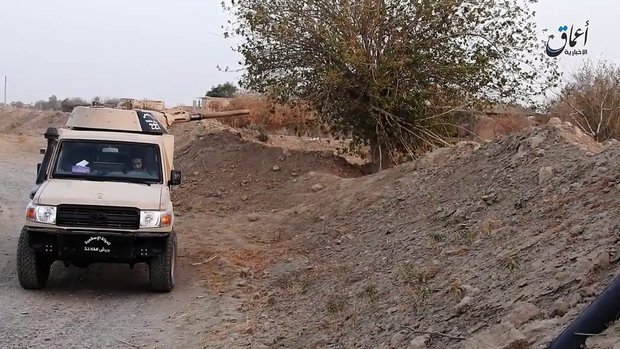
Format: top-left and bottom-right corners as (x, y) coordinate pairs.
(26, 204), (56, 224)
(140, 210), (172, 228)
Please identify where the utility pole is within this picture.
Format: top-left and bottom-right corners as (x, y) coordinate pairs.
(3, 76), (6, 106)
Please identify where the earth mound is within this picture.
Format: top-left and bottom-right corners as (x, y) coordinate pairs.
(232, 118), (620, 348)
(170, 119), (364, 215)
(0, 108), (69, 135)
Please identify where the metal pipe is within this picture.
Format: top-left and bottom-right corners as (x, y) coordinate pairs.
(164, 109), (251, 125)
(35, 128), (59, 186)
(189, 109), (251, 119)
(548, 273), (620, 349)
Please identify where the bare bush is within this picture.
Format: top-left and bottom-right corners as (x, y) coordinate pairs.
(215, 93), (325, 136)
(549, 59), (620, 141)
(60, 97), (90, 112)
(34, 95), (62, 111)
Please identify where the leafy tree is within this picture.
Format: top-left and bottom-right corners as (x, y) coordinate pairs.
(104, 98), (121, 107)
(60, 97), (89, 112)
(34, 96), (60, 111)
(48, 95), (60, 111)
(222, 0), (560, 170)
(206, 82), (239, 98)
(34, 100), (46, 110)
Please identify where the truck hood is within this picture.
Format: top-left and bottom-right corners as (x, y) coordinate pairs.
(35, 179), (163, 210)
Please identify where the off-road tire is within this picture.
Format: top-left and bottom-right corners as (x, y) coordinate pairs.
(16, 228), (52, 289)
(149, 231), (177, 292)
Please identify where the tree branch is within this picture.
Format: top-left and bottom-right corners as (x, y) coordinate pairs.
(419, 100), (473, 122)
(596, 90), (609, 137)
(562, 91), (596, 136)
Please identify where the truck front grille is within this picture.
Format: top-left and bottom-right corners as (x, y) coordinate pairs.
(56, 205), (140, 230)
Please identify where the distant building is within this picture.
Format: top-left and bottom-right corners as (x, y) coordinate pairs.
(193, 96), (231, 112)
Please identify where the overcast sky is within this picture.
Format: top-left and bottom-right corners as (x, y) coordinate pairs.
(0, 0), (616, 106)
(533, 0), (617, 89)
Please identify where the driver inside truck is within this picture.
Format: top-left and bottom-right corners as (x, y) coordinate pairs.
(132, 157), (144, 170)
(126, 155), (156, 178)
(128, 156), (147, 173)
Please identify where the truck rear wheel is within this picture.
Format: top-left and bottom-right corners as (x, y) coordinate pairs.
(16, 228), (52, 289)
(149, 231), (177, 292)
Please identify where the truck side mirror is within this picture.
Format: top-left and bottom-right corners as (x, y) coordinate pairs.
(169, 170), (182, 186)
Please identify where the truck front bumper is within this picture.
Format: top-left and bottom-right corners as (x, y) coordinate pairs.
(24, 226), (170, 263)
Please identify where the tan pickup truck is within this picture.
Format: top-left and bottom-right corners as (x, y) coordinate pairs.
(18, 106), (182, 292)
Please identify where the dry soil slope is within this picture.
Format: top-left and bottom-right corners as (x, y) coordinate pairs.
(0, 108), (69, 135)
(241, 119), (620, 349)
(170, 119), (364, 215)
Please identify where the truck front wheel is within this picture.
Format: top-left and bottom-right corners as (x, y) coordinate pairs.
(148, 231), (177, 292)
(16, 228), (52, 289)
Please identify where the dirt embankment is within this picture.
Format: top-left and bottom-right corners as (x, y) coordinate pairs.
(0, 107), (69, 135)
(171, 120), (363, 215)
(249, 120), (620, 348)
(166, 120), (365, 293)
(169, 118), (620, 348)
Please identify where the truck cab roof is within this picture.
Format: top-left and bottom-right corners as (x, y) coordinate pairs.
(53, 106), (176, 178)
(66, 106), (170, 135)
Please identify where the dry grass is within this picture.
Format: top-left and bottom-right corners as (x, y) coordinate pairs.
(499, 255), (522, 271)
(446, 279), (466, 302)
(326, 293), (348, 314)
(398, 263), (441, 312)
(428, 231), (447, 243)
(209, 94), (326, 136)
(205, 94), (545, 147)
(480, 219), (505, 235)
(455, 229), (478, 246)
(400, 263), (439, 287)
(273, 269), (315, 295)
(358, 284), (378, 301)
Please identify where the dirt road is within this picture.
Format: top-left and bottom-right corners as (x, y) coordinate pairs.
(0, 117), (364, 349)
(0, 136), (247, 349)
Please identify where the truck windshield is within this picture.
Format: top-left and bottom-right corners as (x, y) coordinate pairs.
(51, 140), (162, 184)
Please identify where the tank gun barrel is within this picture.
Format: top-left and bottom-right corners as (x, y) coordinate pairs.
(167, 109), (251, 125)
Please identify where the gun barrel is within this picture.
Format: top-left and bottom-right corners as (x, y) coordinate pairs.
(190, 109), (251, 120)
(168, 109), (251, 124)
